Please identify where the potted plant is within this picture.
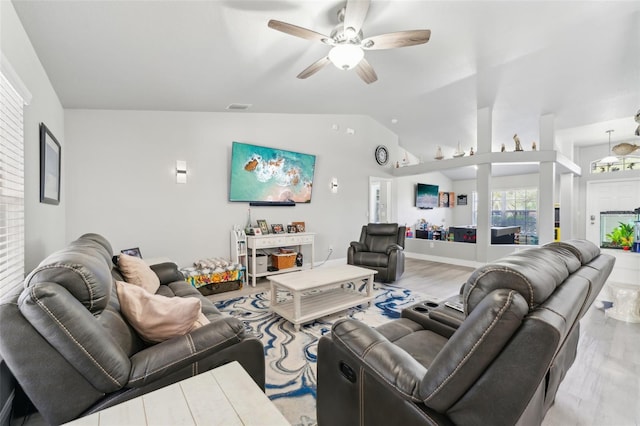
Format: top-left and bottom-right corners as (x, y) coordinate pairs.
(606, 222), (634, 250)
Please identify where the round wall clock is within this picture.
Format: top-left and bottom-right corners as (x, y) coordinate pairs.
(375, 145), (389, 165)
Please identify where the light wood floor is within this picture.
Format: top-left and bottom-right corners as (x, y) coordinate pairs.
(213, 258), (639, 425)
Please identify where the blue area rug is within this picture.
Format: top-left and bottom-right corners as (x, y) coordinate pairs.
(214, 283), (429, 426)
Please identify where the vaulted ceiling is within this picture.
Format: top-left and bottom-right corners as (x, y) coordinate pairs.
(12, 0), (640, 160)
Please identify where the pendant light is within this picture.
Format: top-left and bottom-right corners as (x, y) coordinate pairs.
(600, 129), (619, 164)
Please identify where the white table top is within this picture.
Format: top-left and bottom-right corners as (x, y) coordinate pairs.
(65, 361), (289, 426)
(267, 264), (377, 291)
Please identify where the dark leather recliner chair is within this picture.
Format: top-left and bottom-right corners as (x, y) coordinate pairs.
(0, 233), (264, 425)
(318, 240), (614, 425)
(347, 223), (406, 283)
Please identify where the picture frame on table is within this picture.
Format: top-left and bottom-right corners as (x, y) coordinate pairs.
(257, 219), (269, 235)
(287, 225), (297, 233)
(39, 123), (61, 205)
(271, 224), (285, 234)
(121, 247), (143, 258)
(252, 227), (262, 236)
(292, 221), (306, 233)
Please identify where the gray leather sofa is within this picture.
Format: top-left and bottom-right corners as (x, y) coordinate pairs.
(318, 239), (614, 425)
(0, 233), (264, 425)
(347, 223), (406, 282)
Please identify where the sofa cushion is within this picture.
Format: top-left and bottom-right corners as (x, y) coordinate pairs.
(545, 239), (600, 264)
(24, 235), (113, 314)
(463, 248), (571, 314)
(117, 253), (160, 293)
(115, 281), (204, 343)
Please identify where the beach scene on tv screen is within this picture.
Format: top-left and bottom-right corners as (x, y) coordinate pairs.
(229, 142), (315, 203)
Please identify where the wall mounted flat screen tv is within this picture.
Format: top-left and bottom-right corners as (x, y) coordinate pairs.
(416, 183), (439, 209)
(229, 141), (316, 204)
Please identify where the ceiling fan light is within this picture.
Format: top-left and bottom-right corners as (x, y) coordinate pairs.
(328, 44), (364, 70)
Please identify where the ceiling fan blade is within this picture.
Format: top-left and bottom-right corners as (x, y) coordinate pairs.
(362, 29), (431, 50)
(343, 0), (370, 37)
(297, 57), (331, 79)
(355, 58), (377, 84)
(268, 20), (332, 44)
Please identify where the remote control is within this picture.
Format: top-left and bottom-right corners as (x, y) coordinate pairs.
(445, 301), (464, 313)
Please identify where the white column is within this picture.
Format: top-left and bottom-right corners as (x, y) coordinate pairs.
(538, 114), (556, 244)
(476, 106), (493, 261)
(559, 173), (573, 240)
(539, 162), (556, 244)
(539, 114), (555, 151)
(476, 163), (492, 262)
(477, 107), (493, 154)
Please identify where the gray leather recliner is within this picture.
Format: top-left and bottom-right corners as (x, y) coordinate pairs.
(318, 240), (615, 425)
(0, 233), (264, 425)
(347, 223), (406, 282)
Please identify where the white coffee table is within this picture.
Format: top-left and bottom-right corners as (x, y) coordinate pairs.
(268, 264), (377, 330)
(64, 361), (288, 426)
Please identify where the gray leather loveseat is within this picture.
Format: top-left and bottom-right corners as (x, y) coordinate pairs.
(0, 233), (264, 425)
(317, 239), (614, 425)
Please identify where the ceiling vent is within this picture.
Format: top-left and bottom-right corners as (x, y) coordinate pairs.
(226, 103), (252, 111)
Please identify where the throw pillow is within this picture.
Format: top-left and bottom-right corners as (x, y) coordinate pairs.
(116, 280), (204, 343)
(117, 253), (160, 294)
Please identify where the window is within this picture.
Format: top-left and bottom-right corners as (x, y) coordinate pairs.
(492, 188), (538, 243)
(0, 69), (27, 295)
(472, 188), (539, 245)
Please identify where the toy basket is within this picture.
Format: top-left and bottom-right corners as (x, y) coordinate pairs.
(272, 253), (297, 269)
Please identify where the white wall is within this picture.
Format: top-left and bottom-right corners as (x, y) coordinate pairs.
(452, 179), (476, 226)
(1, 1), (66, 272)
(64, 110), (398, 267)
(395, 172), (454, 232)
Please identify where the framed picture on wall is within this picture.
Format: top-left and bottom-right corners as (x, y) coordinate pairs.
(457, 194), (468, 206)
(438, 192), (455, 208)
(39, 123), (61, 205)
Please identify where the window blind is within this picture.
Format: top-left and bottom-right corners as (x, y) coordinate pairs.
(0, 72), (25, 296)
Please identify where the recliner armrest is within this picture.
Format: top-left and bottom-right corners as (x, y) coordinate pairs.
(349, 241), (367, 253)
(331, 318), (426, 402)
(150, 262), (184, 285)
(385, 243), (403, 254)
(127, 316), (245, 387)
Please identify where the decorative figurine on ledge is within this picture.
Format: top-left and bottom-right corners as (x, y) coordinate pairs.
(501, 143), (506, 152)
(469, 147), (475, 156)
(612, 141), (639, 156)
(513, 134), (524, 151)
(532, 141), (537, 151)
(434, 146), (444, 160)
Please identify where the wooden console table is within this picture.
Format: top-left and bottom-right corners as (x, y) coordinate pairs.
(65, 361), (288, 425)
(246, 232), (315, 287)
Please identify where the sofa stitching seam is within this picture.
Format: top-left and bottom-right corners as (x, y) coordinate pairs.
(29, 287), (123, 387)
(424, 290), (516, 402)
(27, 264), (97, 310)
(128, 331), (240, 385)
(466, 267), (534, 309)
(333, 332), (417, 401)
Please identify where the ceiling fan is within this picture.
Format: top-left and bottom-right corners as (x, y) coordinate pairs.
(267, 0), (431, 84)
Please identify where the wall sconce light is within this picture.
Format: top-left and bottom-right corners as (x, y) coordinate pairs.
(176, 160), (187, 184)
(330, 177), (339, 193)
